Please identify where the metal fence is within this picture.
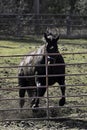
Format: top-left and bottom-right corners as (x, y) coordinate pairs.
(0, 51), (87, 121)
(0, 14), (87, 39)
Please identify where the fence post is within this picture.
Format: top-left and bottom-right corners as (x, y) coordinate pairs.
(66, 15), (71, 36)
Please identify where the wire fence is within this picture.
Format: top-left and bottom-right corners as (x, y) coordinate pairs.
(0, 14), (87, 38)
(0, 52), (87, 121)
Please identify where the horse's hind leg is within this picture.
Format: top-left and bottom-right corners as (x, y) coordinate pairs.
(58, 78), (66, 106)
(18, 71), (26, 108)
(19, 88), (26, 108)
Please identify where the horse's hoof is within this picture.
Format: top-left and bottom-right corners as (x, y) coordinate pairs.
(31, 104), (39, 113)
(59, 98), (65, 106)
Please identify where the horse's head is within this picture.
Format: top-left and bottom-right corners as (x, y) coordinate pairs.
(44, 32), (59, 53)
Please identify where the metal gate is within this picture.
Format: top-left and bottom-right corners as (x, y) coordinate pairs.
(0, 50), (87, 121)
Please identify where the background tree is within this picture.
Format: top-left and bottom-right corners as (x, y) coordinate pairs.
(0, 0), (87, 15)
(40, 0), (69, 14)
(75, 0), (87, 15)
(68, 0), (77, 14)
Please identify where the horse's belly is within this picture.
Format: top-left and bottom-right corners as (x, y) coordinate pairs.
(48, 77), (56, 85)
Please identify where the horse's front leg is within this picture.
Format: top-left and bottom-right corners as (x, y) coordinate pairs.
(31, 81), (40, 108)
(58, 78), (66, 106)
(31, 81), (46, 108)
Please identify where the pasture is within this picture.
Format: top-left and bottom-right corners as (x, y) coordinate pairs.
(0, 37), (87, 129)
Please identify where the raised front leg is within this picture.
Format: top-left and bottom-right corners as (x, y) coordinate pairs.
(31, 81), (46, 108)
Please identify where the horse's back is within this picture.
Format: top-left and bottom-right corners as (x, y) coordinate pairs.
(18, 45), (45, 75)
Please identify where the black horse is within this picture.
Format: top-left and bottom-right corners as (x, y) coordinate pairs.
(18, 33), (66, 109)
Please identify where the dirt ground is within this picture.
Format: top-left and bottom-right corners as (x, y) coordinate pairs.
(0, 88), (87, 130)
(0, 119), (87, 130)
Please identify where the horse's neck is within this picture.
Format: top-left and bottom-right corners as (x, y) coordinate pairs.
(47, 44), (58, 53)
(54, 44), (59, 53)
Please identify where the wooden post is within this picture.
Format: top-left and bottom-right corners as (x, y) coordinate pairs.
(66, 15), (71, 36)
(35, 0), (40, 15)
